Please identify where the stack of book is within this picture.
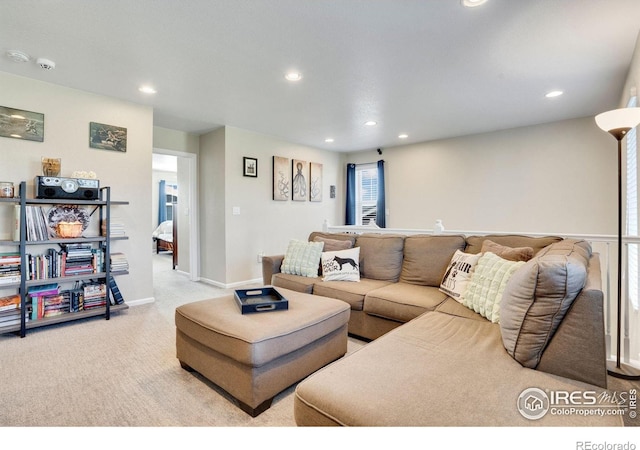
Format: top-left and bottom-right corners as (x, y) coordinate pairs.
(27, 284), (61, 320)
(26, 248), (63, 280)
(14, 205), (52, 242)
(83, 282), (106, 310)
(0, 294), (25, 328)
(60, 243), (98, 276)
(0, 252), (21, 285)
(101, 217), (126, 238)
(110, 252), (129, 273)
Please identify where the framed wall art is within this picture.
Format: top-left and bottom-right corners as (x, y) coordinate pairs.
(309, 162), (323, 202)
(0, 105), (44, 142)
(243, 157), (258, 177)
(292, 159), (308, 202)
(89, 122), (127, 152)
(273, 156), (290, 201)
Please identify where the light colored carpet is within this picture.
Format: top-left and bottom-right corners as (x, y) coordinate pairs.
(0, 253), (364, 427)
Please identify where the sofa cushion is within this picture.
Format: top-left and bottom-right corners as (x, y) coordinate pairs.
(434, 297), (486, 321)
(321, 247), (361, 282)
(400, 235), (466, 286)
(313, 236), (354, 251)
(313, 278), (392, 311)
(439, 249), (482, 301)
(281, 239), (324, 278)
(465, 235), (563, 255)
(481, 239), (534, 262)
(363, 282), (448, 323)
(500, 239), (591, 369)
(460, 252), (525, 323)
(308, 232), (357, 248)
(355, 234), (405, 282)
(271, 272), (317, 294)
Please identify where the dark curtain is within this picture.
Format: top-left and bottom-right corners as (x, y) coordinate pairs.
(376, 159), (386, 228)
(158, 180), (166, 225)
(345, 164), (356, 225)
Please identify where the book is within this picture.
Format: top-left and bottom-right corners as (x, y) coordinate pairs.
(108, 277), (124, 305)
(0, 294), (20, 311)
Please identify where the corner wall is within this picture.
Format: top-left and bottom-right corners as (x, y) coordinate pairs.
(346, 116), (616, 236)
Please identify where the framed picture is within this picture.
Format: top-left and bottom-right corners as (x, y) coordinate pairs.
(309, 162), (323, 202)
(292, 159), (308, 202)
(0, 105), (44, 142)
(273, 156), (290, 201)
(89, 122), (127, 152)
(243, 157), (258, 177)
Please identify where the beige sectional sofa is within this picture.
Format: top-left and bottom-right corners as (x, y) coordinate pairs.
(262, 232), (623, 426)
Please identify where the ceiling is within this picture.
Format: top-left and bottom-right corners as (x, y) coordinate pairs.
(1, 0), (639, 152)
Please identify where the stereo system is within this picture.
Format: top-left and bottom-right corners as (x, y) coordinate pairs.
(35, 176), (100, 200)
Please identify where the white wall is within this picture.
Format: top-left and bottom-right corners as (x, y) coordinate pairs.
(0, 72), (154, 304)
(198, 126), (344, 286)
(346, 116), (616, 236)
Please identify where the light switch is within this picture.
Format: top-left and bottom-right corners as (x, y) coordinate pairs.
(232, 206), (241, 215)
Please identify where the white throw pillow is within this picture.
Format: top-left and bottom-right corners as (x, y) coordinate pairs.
(459, 252), (525, 323)
(321, 247), (361, 282)
(439, 250), (482, 301)
(280, 239), (324, 278)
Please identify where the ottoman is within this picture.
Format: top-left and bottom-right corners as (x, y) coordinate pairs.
(175, 287), (350, 417)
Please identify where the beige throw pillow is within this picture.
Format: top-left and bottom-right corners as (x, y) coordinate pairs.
(500, 239), (591, 368)
(314, 236), (353, 252)
(481, 239), (534, 262)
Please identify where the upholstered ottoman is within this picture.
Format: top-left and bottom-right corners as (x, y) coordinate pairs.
(175, 287), (350, 417)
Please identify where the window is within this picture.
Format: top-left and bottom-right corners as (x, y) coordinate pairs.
(355, 164), (378, 225)
(165, 184), (178, 221)
(627, 96), (639, 310)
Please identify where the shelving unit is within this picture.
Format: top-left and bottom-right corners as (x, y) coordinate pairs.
(0, 181), (129, 337)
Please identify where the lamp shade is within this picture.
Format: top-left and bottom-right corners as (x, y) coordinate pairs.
(595, 107), (640, 132)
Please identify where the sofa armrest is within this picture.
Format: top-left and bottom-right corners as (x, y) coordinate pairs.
(262, 254), (285, 285)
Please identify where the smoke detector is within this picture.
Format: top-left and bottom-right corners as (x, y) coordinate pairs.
(36, 58), (56, 70)
(6, 50), (30, 63)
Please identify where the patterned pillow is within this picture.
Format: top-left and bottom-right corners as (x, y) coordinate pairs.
(280, 239), (324, 278)
(459, 252), (525, 323)
(439, 250), (482, 301)
(321, 247), (361, 282)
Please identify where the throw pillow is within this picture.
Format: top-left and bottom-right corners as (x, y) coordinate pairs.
(321, 247), (361, 282)
(280, 239), (324, 278)
(459, 252), (525, 323)
(500, 239), (591, 369)
(481, 239), (534, 262)
(439, 250), (482, 301)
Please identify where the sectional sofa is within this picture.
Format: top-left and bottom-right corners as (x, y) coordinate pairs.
(262, 231), (624, 426)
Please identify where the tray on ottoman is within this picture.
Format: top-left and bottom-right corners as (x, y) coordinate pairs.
(234, 287), (288, 314)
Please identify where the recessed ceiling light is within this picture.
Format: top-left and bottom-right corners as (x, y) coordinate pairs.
(324, 138), (334, 143)
(545, 90), (564, 98)
(398, 134), (409, 139)
(285, 72), (302, 82)
(364, 121), (377, 126)
(139, 85), (157, 94)
(462, 0), (488, 7)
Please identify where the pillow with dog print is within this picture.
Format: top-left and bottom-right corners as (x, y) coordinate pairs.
(321, 247), (361, 282)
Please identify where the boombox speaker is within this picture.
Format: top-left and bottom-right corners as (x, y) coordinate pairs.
(35, 176), (100, 200)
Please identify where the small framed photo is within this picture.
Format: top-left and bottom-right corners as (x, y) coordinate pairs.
(243, 157), (258, 177)
(0, 105), (44, 142)
(89, 122), (127, 152)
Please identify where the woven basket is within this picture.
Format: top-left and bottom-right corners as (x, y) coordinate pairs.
(56, 221), (83, 238)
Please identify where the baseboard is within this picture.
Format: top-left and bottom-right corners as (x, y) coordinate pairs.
(125, 296), (155, 307)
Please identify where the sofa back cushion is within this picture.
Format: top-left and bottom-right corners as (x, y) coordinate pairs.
(400, 235), (466, 286)
(465, 235), (563, 255)
(355, 234), (405, 282)
(500, 239), (592, 369)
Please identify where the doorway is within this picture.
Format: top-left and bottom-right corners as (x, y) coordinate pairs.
(151, 149), (199, 281)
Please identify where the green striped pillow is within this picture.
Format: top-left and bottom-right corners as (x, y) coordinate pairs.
(281, 239), (324, 278)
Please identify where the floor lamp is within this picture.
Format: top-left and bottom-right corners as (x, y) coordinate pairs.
(595, 106), (640, 380)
